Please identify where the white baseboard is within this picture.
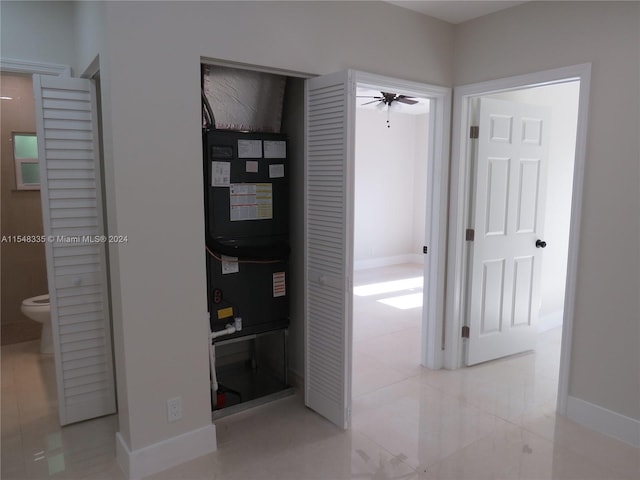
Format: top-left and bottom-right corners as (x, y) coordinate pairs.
(354, 254), (423, 271)
(116, 424), (217, 479)
(538, 310), (563, 332)
(566, 395), (640, 448)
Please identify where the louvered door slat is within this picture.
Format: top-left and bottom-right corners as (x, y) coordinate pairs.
(34, 75), (116, 426)
(60, 337), (105, 354)
(304, 71), (354, 429)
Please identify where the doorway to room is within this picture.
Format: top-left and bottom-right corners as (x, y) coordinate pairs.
(304, 70), (451, 428)
(460, 80), (580, 366)
(454, 81), (580, 421)
(351, 90), (431, 399)
(445, 64), (591, 416)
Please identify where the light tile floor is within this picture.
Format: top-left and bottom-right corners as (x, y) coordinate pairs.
(2, 264), (638, 479)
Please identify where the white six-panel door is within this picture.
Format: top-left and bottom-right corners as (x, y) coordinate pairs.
(466, 98), (550, 365)
(33, 75), (116, 425)
(305, 70), (354, 429)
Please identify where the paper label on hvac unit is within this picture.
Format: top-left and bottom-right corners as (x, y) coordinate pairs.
(263, 140), (286, 159)
(229, 183), (272, 221)
(269, 164), (285, 178)
(237, 139), (262, 159)
(221, 255), (239, 274)
(212, 162), (231, 187)
(245, 161), (259, 173)
(211, 162), (231, 187)
(273, 272), (286, 297)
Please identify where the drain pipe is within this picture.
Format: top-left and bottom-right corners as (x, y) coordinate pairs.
(210, 317), (242, 340)
(209, 317), (242, 404)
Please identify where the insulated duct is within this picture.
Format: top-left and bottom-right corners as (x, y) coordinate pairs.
(203, 65), (286, 133)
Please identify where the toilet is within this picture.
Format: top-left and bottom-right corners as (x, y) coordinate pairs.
(21, 294), (52, 354)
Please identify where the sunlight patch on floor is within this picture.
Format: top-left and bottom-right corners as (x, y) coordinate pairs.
(353, 277), (423, 296)
(377, 292), (423, 310)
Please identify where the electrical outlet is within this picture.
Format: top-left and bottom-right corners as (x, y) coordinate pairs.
(167, 396), (182, 422)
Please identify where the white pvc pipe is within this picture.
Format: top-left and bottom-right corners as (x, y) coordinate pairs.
(211, 325), (237, 339)
(209, 341), (218, 393)
(209, 317), (242, 402)
(210, 317), (242, 340)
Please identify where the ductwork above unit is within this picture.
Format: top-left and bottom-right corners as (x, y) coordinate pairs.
(203, 64), (286, 133)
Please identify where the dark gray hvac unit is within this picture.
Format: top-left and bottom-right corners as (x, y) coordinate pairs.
(203, 129), (290, 338)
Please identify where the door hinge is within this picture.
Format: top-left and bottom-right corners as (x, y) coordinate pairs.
(465, 228), (475, 241)
(461, 325), (470, 338)
(423, 245), (428, 254)
(470, 125), (479, 139)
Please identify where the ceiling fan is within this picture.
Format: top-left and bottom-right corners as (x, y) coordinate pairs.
(357, 91), (419, 107)
(357, 91), (419, 128)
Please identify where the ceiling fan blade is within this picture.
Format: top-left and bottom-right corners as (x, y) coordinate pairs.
(396, 97), (419, 105)
(360, 99), (380, 106)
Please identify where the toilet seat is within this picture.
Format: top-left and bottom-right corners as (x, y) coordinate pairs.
(22, 294), (50, 307)
(21, 294), (52, 354)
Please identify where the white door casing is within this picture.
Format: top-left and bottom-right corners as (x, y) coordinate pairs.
(33, 75), (116, 425)
(304, 70), (355, 429)
(466, 97), (551, 366)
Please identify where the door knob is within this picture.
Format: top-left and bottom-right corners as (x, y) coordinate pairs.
(536, 239), (547, 249)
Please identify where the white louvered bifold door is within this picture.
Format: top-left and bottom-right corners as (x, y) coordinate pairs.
(33, 75), (116, 425)
(305, 70), (354, 429)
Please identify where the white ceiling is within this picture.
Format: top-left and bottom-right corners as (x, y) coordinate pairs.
(357, 2), (530, 113)
(386, 1), (529, 24)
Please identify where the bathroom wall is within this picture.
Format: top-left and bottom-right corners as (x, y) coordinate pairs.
(0, 73), (48, 345)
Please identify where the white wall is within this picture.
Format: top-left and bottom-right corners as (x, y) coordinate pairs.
(488, 82), (580, 322)
(354, 108), (429, 269)
(454, 0), (640, 422)
(0, 1), (76, 72)
(412, 113), (429, 256)
(73, 0), (105, 75)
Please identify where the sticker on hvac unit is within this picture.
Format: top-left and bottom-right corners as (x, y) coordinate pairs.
(245, 161), (259, 173)
(273, 272), (286, 297)
(221, 255), (239, 275)
(217, 307), (234, 320)
(237, 139), (262, 158)
(229, 183), (273, 221)
(269, 164), (284, 179)
(212, 161), (231, 187)
(263, 140), (286, 159)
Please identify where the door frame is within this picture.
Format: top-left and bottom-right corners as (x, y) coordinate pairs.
(352, 71), (451, 370)
(445, 63), (591, 416)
